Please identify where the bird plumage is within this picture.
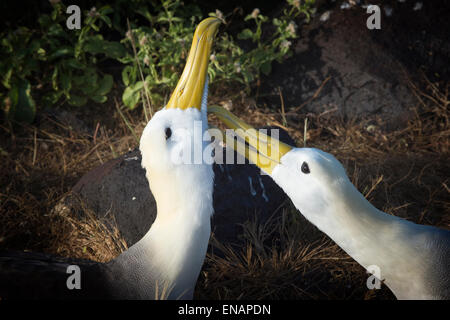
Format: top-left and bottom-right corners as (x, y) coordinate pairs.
(210, 105), (450, 300)
(271, 148), (450, 300)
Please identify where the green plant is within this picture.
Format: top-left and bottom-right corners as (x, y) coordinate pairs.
(0, 0), (316, 122)
(1, 27), (40, 123)
(119, 0), (202, 110)
(120, 0), (316, 111)
(286, 0), (316, 22)
(0, 2), (123, 122)
(214, 1), (315, 87)
(210, 6), (301, 88)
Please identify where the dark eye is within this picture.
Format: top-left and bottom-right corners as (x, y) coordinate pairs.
(301, 162), (310, 174)
(165, 127), (172, 140)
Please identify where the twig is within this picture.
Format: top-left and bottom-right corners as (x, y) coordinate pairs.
(250, 108), (290, 131)
(126, 18), (153, 120)
(95, 149), (104, 165)
(303, 117), (308, 147)
(278, 87), (288, 127)
(72, 142), (107, 167)
(442, 182), (450, 194)
(364, 175), (383, 199)
(291, 76), (331, 112)
(32, 128), (37, 166)
(93, 122), (100, 145)
(114, 98), (139, 144)
(101, 126), (118, 158)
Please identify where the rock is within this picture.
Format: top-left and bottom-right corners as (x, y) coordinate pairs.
(55, 127), (295, 247)
(260, 6), (430, 130)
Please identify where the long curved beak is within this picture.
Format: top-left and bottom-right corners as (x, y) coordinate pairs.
(165, 17), (221, 110)
(208, 105), (294, 174)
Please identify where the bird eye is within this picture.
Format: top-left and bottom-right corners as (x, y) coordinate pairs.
(301, 161), (310, 174)
(165, 127), (172, 140)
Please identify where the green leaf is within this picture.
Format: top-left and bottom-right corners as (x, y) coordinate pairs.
(207, 68), (216, 82)
(13, 80), (36, 123)
(42, 91), (63, 106)
(136, 8), (153, 23)
(99, 5), (113, 15)
(99, 15), (112, 28)
(28, 40), (41, 53)
(68, 94), (88, 107)
(237, 28), (253, 40)
(132, 81), (144, 91)
(7, 86), (19, 113)
(122, 86), (141, 109)
(47, 23), (66, 38)
(50, 7), (59, 21)
(80, 69), (99, 95)
(90, 23), (100, 32)
(253, 49), (267, 61)
(37, 48), (46, 61)
(38, 15), (52, 28)
(48, 47), (74, 61)
(260, 61), (272, 75)
(2, 67), (13, 89)
(84, 38), (126, 59)
(60, 71), (72, 92)
(83, 36), (105, 54)
(91, 95), (107, 103)
(241, 70), (254, 84)
(122, 66), (132, 86)
(102, 41), (127, 59)
(95, 74), (113, 96)
(244, 14), (253, 21)
(65, 59), (84, 70)
(52, 67), (59, 91)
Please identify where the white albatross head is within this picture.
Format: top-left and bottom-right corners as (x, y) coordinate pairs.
(207, 106), (356, 224)
(139, 17), (220, 221)
(270, 148), (351, 216)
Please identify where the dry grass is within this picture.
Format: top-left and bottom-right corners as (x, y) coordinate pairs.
(49, 198), (128, 262)
(0, 75), (449, 299)
(0, 96), (144, 258)
(196, 208), (395, 300)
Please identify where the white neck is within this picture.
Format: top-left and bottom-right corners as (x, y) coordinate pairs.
(136, 203), (211, 299)
(115, 163), (213, 299)
(288, 178), (439, 299)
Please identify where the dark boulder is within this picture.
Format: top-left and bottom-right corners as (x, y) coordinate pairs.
(258, 3), (450, 130)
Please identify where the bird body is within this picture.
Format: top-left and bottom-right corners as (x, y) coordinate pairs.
(210, 105), (450, 300)
(0, 17), (221, 300)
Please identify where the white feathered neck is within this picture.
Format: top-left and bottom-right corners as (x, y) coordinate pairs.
(271, 148), (448, 299)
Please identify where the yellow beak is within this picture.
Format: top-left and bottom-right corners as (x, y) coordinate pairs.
(208, 105), (294, 174)
(165, 17), (221, 110)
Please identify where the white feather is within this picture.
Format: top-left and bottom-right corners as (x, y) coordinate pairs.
(271, 148), (449, 299)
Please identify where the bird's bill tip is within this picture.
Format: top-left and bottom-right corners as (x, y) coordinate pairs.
(208, 105), (293, 175)
(165, 17), (222, 111)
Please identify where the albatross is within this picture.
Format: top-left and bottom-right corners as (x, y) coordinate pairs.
(209, 105), (450, 300)
(0, 17), (221, 300)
